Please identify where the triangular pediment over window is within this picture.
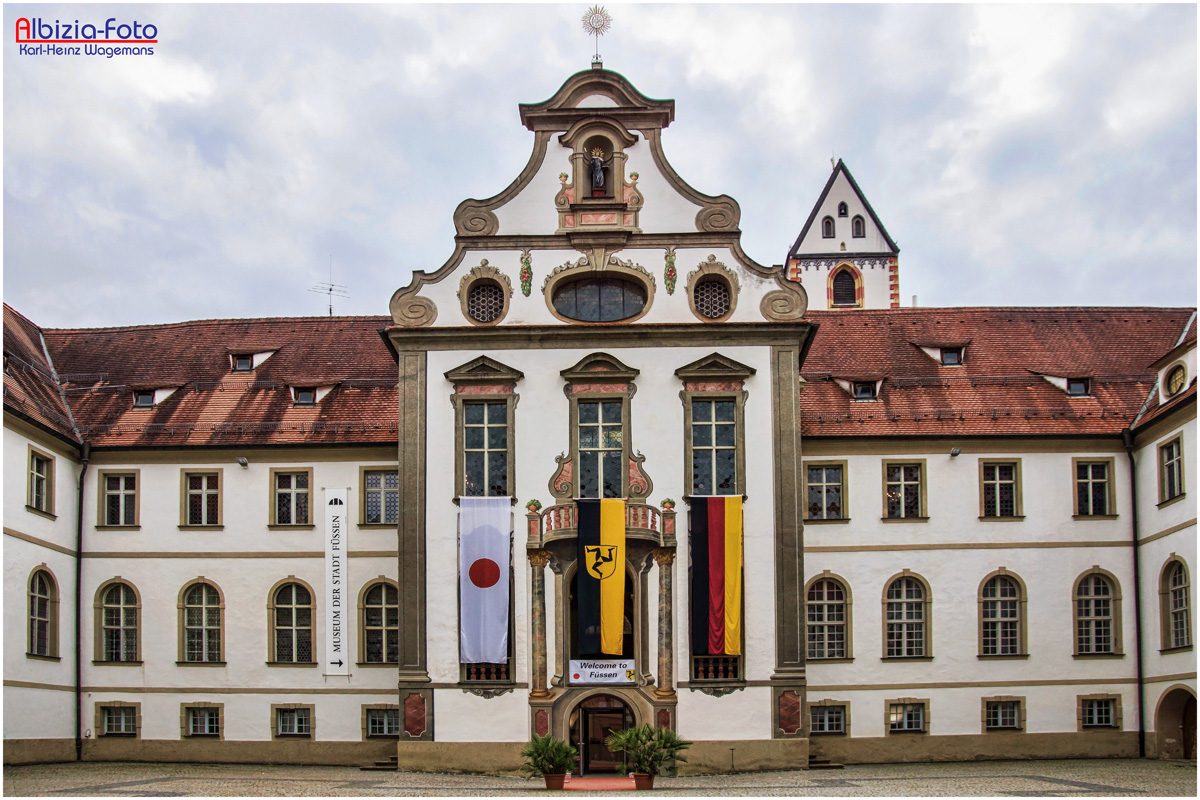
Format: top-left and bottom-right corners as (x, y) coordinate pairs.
(674, 353), (757, 381)
(444, 355), (525, 385)
(560, 352), (639, 383)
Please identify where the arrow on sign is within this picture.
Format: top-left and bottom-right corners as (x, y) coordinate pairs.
(330, 659), (344, 667)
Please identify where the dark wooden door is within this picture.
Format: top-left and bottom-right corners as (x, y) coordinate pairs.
(1183, 695), (1196, 759)
(583, 710), (625, 773)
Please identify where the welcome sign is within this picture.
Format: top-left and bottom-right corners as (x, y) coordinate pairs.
(570, 659), (635, 684)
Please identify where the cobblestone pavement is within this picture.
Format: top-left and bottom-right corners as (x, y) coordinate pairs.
(3, 758), (1195, 797)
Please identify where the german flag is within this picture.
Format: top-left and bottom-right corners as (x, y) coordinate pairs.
(689, 496), (743, 655)
(577, 498), (626, 655)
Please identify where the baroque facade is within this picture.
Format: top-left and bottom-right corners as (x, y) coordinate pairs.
(4, 65), (1196, 770)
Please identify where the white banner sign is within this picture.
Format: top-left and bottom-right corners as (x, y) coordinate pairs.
(325, 488), (349, 675)
(570, 659), (635, 684)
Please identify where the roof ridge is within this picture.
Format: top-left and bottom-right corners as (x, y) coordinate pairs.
(44, 314), (393, 334)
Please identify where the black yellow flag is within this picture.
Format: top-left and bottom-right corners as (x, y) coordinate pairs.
(577, 498), (625, 655)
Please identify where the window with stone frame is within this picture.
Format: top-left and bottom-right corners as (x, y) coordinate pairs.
(365, 707), (401, 738)
(1074, 460), (1113, 516)
(1160, 437), (1184, 503)
(360, 581), (399, 664)
(578, 399), (624, 498)
(271, 582), (314, 663)
(887, 700), (928, 733)
(980, 575), (1022, 656)
(102, 705), (138, 736)
(28, 448), (53, 515)
(275, 707), (311, 737)
(445, 355), (522, 501)
(183, 471), (220, 526)
(1080, 697), (1117, 728)
(100, 471), (138, 527)
(807, 578), (848, 659)
(1162, 559), (1191, 650)
(99, 581), (139, 662)
(810, 704), (846, 734)
(980, 462), (1020, 518)
(363, 469), (400, 524)
(806, 463), (845, 520)
(690, 398), (737, 495)
(272, 469), (311, 525)
(28, 568), (56, 658)
(984, 699), (1022, 731)
(884, 462), (924, 519)
(186, 706), (221, 736)
(181, 581), (222, 663)
(885, 575), (929, 658)
(1074, 571), (1121, 656)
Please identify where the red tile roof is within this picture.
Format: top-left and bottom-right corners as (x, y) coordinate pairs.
(3, 305), (79, 442)
(800, 307), (1194, 438)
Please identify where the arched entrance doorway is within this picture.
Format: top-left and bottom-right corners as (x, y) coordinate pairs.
(569, 694), (635, 774)
(1155, 686), (1197, 759)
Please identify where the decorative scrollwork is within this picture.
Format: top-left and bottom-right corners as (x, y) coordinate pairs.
(695, 199), (740, 232)
(541, 256), (590, 293)
(607, 255), (657, 287)
(454, 204), (499, 236)
(760, 276), (809, 321)
(389, 286), (438, 327)
(461, 686), (514, 699)
(549, 453), (574, 500)
(691, 684), (745, 697)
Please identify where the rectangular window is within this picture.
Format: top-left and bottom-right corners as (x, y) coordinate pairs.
(364, 469), (400, 524)
(691, 399), (737, 495)
(1075, 460), (1112, 516)
(1161, 438), (1183, 503)
(29, 450), (53, 514)
(367, 708), (400, 737)
(232, 355), (253, 372)
(985, 701), (1020, 730)
(187, 707), (220, 736)
(294, 387), (316, 406)
(806, 464), (844, 520)
(101, 473), (138, 526)
(888, 702), (926, 732)
(463, 401), (508, 496)
(853, 382), (877, 400)
(185, 472), (220, 526)
(941, 348), (962, 366)
(885, 463), (923, 518)
(1081, 698), (1115, 728)
(276, 707), (311, 736)
(133, 391), (154, 408)
(579, 400), (623, 498)
(810, 705), (845, 734)
(103, 706), (136, 735)
(1067, 378), (1090, 397)
(981, 462), (1019, 518)
(273, 470), (310, 525)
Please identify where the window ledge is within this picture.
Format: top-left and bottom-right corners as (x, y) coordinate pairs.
(1072, 514), (1118, 521)
(274, 734), (312, 739)
(184, 733), (221, 739)
(25, 505), (56, 520)
(881, 656), (933, 662)
(984, 727), (1025, 734)
(365, 734), (401, 740)
(98, 732), (138, 738)
(808, 657), (854, 664)
(977, 654), (1029, 660)
(265, 661), (318, 667)
(978, 516), (1025, 522)
(1157, 493), (1186, 509)
(92, 660), (143, 666)
(357, 523), (398, 530)
(178, 525), (224, 531)
(1073, 653), (1124, 660)
(356, 662), (400, 668)
(805, 518), (850, 525)
(95, 525), (140, 531)
(175, 661), (227, 667)
(1159, 645), (1193, 655)
(881, 516), (930, 523)
(886, 729), (928, 735)
(26, 652), (61, 662)
(810, 731), (848, 736)
(1081, 725), (1119, 731)
(267, 524), (316, 531)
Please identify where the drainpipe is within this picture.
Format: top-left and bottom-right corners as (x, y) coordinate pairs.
(1121, 428), (1146, 758)
(74, 442), (91, 762)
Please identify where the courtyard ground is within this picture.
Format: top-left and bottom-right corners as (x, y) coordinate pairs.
(3, 758), (1195, 797)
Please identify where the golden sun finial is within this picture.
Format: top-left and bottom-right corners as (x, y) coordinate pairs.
(582, 5), (612, 63)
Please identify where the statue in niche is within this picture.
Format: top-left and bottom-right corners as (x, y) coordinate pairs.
(589, 147), (614, 191)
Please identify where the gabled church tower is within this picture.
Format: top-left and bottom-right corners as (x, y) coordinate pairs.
(787, 159), (899, 309)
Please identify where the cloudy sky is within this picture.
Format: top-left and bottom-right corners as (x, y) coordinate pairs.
(4, 4), (1196, 328)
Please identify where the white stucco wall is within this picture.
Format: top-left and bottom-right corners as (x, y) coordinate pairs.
(793, 171), (893, 256)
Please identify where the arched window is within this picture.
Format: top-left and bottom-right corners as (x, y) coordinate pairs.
(831, 269), (857, 306)
(98, 581), (139, 662)
(1161, 558), (1192, 650)
(28, 568), (57, 658)
(884, 574), (930, 658)
(837, 201), (848, 217)
(979, 572), (1026, 656)
(270, 581), (314, 663)
(181, 581), (222, 663)
(852, 215), (865, 238)
(361, 581), (399, 664)
(1074, 569), (1122, 656)
(807, 576), (851, 659)
(821, 216), (835, 238)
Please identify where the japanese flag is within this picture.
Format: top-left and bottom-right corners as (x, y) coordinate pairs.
(459, 496), (511, 664)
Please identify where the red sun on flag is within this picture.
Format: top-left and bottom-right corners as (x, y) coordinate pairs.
(573, 673), (580, 680)
(469, 558), (500, 588)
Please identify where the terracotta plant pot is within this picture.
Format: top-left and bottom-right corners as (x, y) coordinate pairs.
(632, 773), (655, 790)
(543, 774), (566, 790)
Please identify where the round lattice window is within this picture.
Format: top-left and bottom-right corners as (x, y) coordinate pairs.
(466, 281), (504, 323)
(694, 278), (732, 320)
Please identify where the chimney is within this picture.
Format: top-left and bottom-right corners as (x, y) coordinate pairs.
(912, 295), (918, 307)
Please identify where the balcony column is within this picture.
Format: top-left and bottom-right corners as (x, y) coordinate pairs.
(652, 547), (676, 699)
(528, 549), (552, 698)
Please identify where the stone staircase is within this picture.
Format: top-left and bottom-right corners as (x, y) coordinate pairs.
(361, 755), (398, 771)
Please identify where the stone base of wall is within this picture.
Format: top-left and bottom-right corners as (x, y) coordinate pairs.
(810, 731), (1138, 764)
(3, 739), (76, 765)
(394, 741), (526, 774)
(74, 738), (396, 765)
(677, 738), (809, 775)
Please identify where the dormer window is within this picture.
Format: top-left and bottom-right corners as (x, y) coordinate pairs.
(294, 388), (316, 406)
(852, 215), (865, 238)
(233, 355), (253, 372)
(822, 216), (835, 238)
(1166, 365), (1186, 396)
(132, 391), (154, 408)
(941, 348), (963, 366)
(853, 382), (877, 400)
(1067, 378), (1090, 397)
(837, 202), (848, 217)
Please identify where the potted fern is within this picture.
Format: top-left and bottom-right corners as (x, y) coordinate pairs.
(520, 733), (578, 790)
(604, 724), (691, 789)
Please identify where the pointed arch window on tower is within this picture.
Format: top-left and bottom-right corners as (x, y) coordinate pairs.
(837, 202), (848, 217)
(852, 215), (865, 238)
(832, 270), (856, 306)
(822, 217), (835, 238)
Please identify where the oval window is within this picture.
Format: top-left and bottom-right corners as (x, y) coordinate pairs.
(552, 277), (646, 322)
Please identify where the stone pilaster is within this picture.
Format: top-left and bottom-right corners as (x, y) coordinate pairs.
(653, 548), (676, 699)
(528, 549), (552, 698)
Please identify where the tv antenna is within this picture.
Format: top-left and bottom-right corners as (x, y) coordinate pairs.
(309, 255), (350, 316)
